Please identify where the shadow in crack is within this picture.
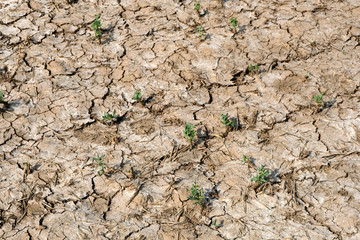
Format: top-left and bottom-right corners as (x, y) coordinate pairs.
(324, 99), (336, 109)
(200, 9), (209, 17)
(101, 20), (119, 44)
(204, 182), (220, 207)
(316, 99), (336, 114)
(31, 163), (41, 172)
(194, 126), (209, 147)
(269, 168), (280, 182)
(203, 33), (212, 41)
(238, 25), (246, 34)
(248, 156), (256, 167)
(0, 100), (22, 113)
(230, 116), (242, 131)
(142, 94), (156, 105)
(0, 67), (8, 74)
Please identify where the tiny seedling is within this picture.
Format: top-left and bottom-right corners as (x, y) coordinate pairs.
(184, 122), (196, 142)
(313, 93), (324, 107)
(0, 91), (3, 103)
(93, 154), (106, 176)
(194, 2), (200, 11)
(251, 165), (269, 185)
(188, 178), (204, 205)
(197, 26), (203, 38)
(242, 155), (250, 164)
(102, 110), (119, 121)
(221, 113), (234, 127)
(242, 154), (255, 168)
(91, 15), (102, 41)
(211, 219), (220, 229)
(132, 89), (142, 102)
(230, 17), (238, 33)
(249, 64), (259, 74)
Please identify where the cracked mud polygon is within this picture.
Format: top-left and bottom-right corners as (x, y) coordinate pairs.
(1, 0), (360, 239)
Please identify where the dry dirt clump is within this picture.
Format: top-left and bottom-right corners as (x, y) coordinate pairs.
(1, 0), (360, 239)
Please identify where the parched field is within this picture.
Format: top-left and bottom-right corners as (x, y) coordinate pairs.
(1, 0), (360, 239)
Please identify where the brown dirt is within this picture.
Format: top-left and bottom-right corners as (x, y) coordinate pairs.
(1, 0), (360, 239)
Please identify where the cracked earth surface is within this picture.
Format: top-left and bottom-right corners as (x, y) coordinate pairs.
(1, 0), (360, 239)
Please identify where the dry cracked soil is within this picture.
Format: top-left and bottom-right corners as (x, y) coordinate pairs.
(1, 0), (360, 239)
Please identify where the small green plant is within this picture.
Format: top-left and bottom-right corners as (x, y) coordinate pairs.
(211, 219), (220, 229)
(197, 26), (203, 38)
(194, 2), (200, 11)
(91, 15), (102, 40)
(93, 154), (106, 176)
(132, 89), (142, 102)
(188, 178), (204, 205)
(241, 154), (255, 168)
(0, 91), (3, 103)
(249, 64), (259, 74)
(230, 17), (238, 32)
(184, 122), (196, 142)
(221, 113), (234, 127)
(313, 93), (324, 107)
(102, 110), (119, 121)
(242, 155), (250, 163)
(251, 165), (269, 185)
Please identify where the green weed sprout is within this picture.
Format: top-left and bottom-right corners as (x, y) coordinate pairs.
(249, 64), (259, 74)
(242, 155), (250, 164)
(251, 165), (269, 185)
(0, 91), (3, 103)
(184, 122), (196, 142)
(211, 219), (220, 229)
(102, 110), (119, 121)
(197, 26), (203, 38)
(221, 113), (234, 127)
(132, 89), (142, 102)
(194, 2), (200, 11)
(313, 93), (324, 107)
(188, 178), (204, 205)
(230, 17), (238, 32)
(91, 15), (102, 40)
(93, 154), (106, 176)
